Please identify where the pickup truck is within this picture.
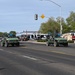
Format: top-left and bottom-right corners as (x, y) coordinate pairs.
(1, 37), (20, 47)
(46, 36), (68, 47)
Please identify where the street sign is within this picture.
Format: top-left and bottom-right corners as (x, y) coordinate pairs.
(41, 14), (45, 19)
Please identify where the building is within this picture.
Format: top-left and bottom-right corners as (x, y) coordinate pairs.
(16, 31), (48, 40)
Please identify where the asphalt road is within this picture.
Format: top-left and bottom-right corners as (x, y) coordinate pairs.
(0, 42), (75, 75)
(21, 41), (75, 55)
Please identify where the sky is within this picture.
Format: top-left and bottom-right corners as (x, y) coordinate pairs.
(0, 0), (75, 33)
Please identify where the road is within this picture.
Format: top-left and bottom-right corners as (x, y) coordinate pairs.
(0, 42), (75, 75)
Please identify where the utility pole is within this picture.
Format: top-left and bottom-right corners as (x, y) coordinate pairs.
(40, 0), (62, 34)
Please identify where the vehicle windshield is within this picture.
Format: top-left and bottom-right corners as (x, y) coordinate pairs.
(55, 33), (61, 38)
(55, 36), (61, 38)
(8, 34), (16, 38)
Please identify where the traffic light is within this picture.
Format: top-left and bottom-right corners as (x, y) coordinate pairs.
(35, 14), (38, 20)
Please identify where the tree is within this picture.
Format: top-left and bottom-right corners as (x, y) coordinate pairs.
(66, 11), (75, 31)
(39, 23), (47, 33)
(56, 17), (71, 33)
(39, 11), (75, 34)
(0, 32), (8, 37)
(0, 32), (3, 37)
(39, 17), (60, 34)
(3, 32), (8, 37)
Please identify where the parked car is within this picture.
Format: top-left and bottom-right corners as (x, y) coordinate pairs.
(61, 32), (75, 41)
(0, 37), (2, 42)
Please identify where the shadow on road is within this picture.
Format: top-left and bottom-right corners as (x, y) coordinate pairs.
(0, 68), (5, 71)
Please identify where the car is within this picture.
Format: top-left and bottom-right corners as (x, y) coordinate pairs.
(46, 36), (68, 47)
(0, 37), (2, 42)
(0, 37), (20, 47)
(41, 36), (47, 40)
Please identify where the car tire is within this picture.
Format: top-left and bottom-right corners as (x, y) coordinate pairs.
(16, 43), (20, 47)
(54, 41), (59, 47)
(46, 42), (49, 46)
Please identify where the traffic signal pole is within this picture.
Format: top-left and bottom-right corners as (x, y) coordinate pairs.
(40, 0), (62, 34)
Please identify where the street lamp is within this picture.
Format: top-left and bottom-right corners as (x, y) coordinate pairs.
(40, 0), (62, 34)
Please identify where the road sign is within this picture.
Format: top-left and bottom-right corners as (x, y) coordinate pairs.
(41, 14), (45, 19)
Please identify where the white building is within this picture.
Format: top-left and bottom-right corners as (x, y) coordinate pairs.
(16, 31), (48, 40)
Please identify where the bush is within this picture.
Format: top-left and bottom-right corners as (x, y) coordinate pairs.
(68, 40), (74, 43)
(37, 39), (47, 42)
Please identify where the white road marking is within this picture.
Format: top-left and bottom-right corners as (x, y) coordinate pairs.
(0, 49), (37, 61)
(22, 55), (37, 61)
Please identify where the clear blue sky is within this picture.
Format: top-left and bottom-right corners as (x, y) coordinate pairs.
(0, 0), (75, 33)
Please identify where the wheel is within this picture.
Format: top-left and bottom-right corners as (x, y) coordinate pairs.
(16, 43), (20, 47)
(54, 41), (59, 47)
(46, 42), (49, 46)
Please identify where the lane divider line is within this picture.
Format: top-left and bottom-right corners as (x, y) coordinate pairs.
(22, 55), (37, 61)
(0, 49), (37, 61)
(51, 51), (66, 55)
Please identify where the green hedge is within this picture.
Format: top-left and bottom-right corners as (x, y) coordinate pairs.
(68, 40), (74, 43)
(37, 39), (47, 42)
(37, 39), (74, 43)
